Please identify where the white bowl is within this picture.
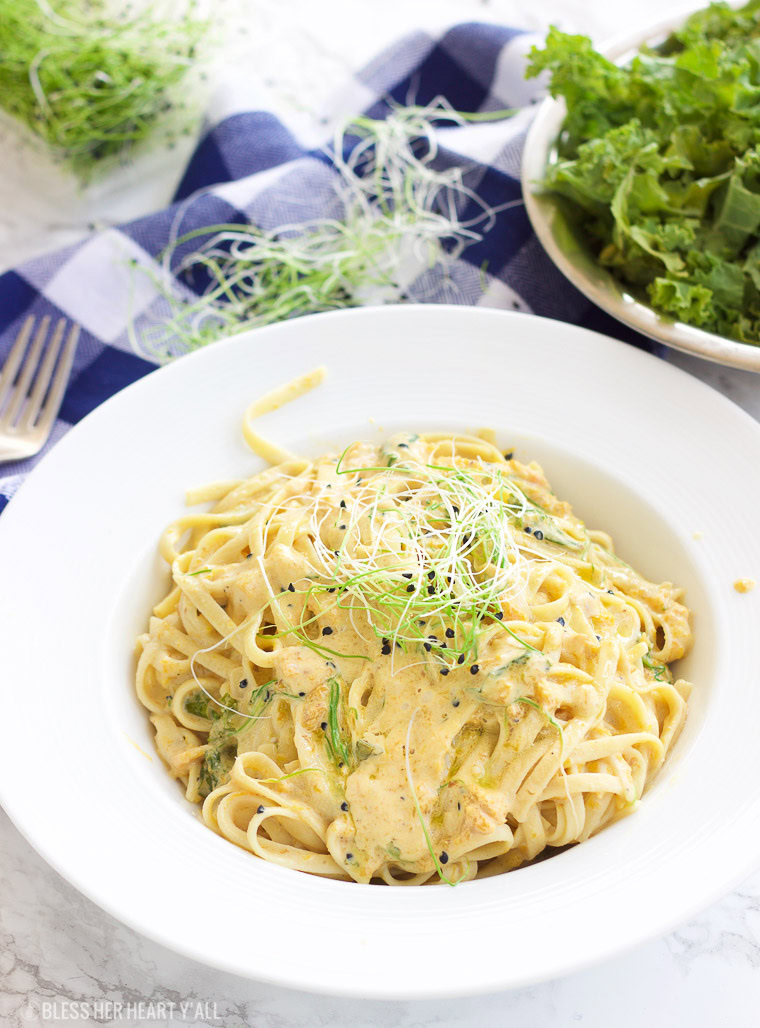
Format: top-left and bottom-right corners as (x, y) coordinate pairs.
(1, 305), (760, 997)
(522, 3), (760, 372)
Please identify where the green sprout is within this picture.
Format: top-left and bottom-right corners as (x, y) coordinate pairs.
(642, 652), (669, 682)
(405, 711), (467, 886)
(0, 0), (207, 176)
(515, 696), (565, 758)
(286, 448), (587, 671)
(132, 101), (518, 358)
(324, 677), (353, 769)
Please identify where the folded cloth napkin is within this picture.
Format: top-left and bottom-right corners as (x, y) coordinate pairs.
(0, 21), (656, 513)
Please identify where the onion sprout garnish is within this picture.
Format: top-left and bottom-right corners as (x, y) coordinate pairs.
(642, 652), (669, 682)
(499, 622), (542, 653)
(298, 638), (370, 663)
(405, 710), (466, 886)
(265, 591), (370, 662)
(0, 0), (207, 176)
(324, 677), (353, 770)
(186, 614), (279, 723)
(258, 768), (325, 784)
(133, 101), (518, 358)
(515, 697), (565, 759)
(284, 449), (585, 668)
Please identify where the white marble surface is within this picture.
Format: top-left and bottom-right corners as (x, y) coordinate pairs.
(2, 1), (759, 1026)
(2, 802), (760, 1027)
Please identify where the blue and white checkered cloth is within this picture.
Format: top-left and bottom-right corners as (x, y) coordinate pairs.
(0, 22), (657, 514)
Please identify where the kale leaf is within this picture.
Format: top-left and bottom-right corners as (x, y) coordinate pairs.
(527, 2), (760, 343)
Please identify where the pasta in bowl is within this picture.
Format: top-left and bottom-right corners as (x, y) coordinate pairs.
(136, 379), (693, 885)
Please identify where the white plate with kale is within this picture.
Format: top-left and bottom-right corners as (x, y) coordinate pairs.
(523, 0), (760, 371)
(0, 305), (759, 997)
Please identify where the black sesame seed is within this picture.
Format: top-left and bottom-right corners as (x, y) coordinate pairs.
(257, 805), (265, 814)
(428, 570), (435, 580)
(381, 645), (391, 655)
(504, 451), (513, 460)
(440, 668), (450, 676)
(340, 801), (349, 811)
(470, 664), (479, 675)
(346, 852), (353, 860)
(239, 678), (248, 688)
(494, 611), (504, 620)
(287, 583), (295, 593)
(339, 524), (347, 530)
(340, 499), (346, 508)
(557, 616), (565, 626)
(327, 587), (336, 593)
(457, 803), (461, 811)
(398, 442), (408, 449)
(524, 526), (532, 534)
(320, 721), (328, 730)
(440, 851), (449, 864)
(452, 698), (460, 707)
(322, 627), (334, 636)
(452, 505), (460, 515)
(402, 572), (413, 579)
(407, 584), (415, 593)
(458, 654), (465, 665)
(424, 642), (432, 652)
(246, 553), (253, 559)
(608, 589), (614, 594)
(446, 628), (455, 638)
(427, 585), (435, 595)
(298, 691), (306, 697)
(596, 634), (601, 641)
(534, 529), (544, 541)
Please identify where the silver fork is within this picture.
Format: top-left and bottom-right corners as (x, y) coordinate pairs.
(0, 315), (80, 464)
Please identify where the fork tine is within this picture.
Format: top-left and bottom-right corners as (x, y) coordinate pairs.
(35, 322), (80, 437)
(0, 315), (36, 413)
(2, 316), (51, 427)
(18, 317), (67, 432)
